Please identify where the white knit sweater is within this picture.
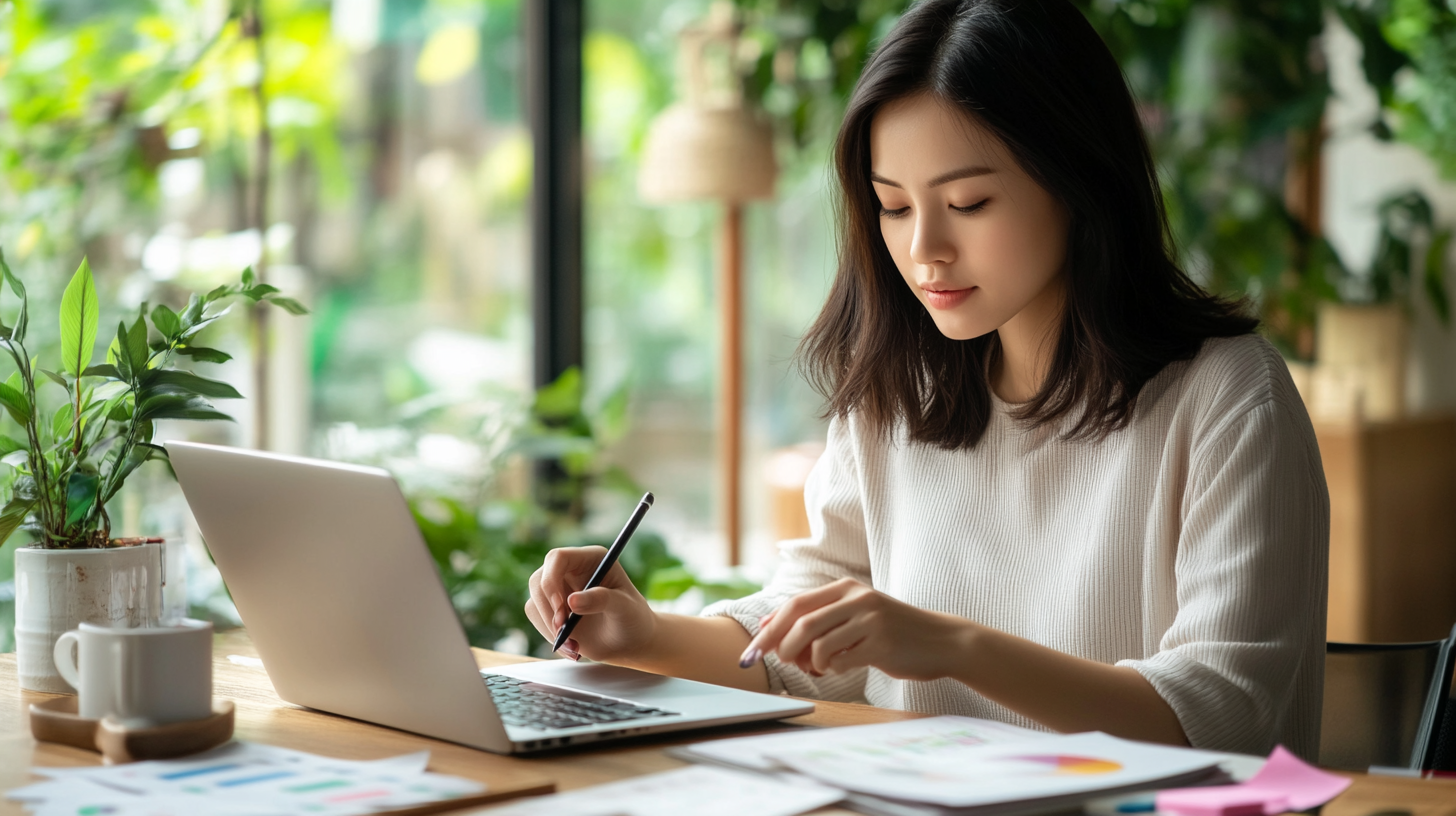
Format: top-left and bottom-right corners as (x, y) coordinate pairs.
(705, 334), (1329, 757)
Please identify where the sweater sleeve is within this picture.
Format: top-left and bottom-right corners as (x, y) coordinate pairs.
(701, 416), (873, 702)
(1117, 395), (1329, 757)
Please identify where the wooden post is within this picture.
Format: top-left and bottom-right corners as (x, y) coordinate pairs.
(525, 0), (583, 515)
(526, 0), (583, 389)
(720, 203), (743, 566)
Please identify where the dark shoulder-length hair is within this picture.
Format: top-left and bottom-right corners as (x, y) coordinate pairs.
(800, 0), (1257, 449)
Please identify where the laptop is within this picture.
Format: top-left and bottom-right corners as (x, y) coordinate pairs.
(165, 441), (813, 754)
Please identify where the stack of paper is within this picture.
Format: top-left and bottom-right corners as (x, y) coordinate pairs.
(7, 741), (486, 816)
(675, 717), (1226, 816)
(478, 766), (844, 816)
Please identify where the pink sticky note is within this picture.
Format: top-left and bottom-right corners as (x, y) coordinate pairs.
(1156, 746), (1352, 816)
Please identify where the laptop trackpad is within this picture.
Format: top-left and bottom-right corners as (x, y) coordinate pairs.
(489, 660), (730, 703)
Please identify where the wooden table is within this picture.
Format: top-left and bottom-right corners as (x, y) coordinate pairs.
(4, 632), (1455, 815)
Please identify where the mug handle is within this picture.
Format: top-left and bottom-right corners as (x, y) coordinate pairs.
(52, 631), (83, 691)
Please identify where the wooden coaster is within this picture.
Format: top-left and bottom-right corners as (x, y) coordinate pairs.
(29, 697), (235, 763)
(26, 696), (97, 752)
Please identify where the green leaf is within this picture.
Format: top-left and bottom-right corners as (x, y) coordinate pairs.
(643, 565), (697, 601)
(84, 393), (126, 449)
(38, 369), (70, 391)
(151, 303), (181, 339)
(180, 293), (204, 331)
(59, 258), (99, 377)
(11, 475), (36, 502)
(138, 442), (169, 459)
(1424, 229), (1452, 325)
(175, 346), (232, 364)
(0, 249), (28, 344)
(108, 400), (134, 422)
(533, 367), (583, 422)
(136, 394), (233, 422)
(204, 284), (231, 302)
(244, 284), (280, 299)
(592, 383), (631, 445)
(178, 305), (232, 340)
(100, 446), (150, 507)
(0, 381), (32, 426)
(266, 296), (309, 315)
(111, 321), (132, 380)
(0, 435), (26, 456)
(64, 471), (98, 528)
(0, 494), (35, 546)
(241, 266), (256, 288)
(138, 369), (242, 399)
(82, 364), (123, 380)
(0, 249), (11, 341)
(127, 315), (149, 373)
(51, 402), (73, 443)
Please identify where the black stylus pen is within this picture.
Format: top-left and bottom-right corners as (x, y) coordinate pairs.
(552, 492), (655, 654)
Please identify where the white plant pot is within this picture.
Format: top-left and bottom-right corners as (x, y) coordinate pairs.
(14, 544), (164, 693)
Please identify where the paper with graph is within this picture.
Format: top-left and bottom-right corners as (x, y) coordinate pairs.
(764, 728), (1220, 808)
(7, 741), (484, 816)
(679, 714), (1048, 772)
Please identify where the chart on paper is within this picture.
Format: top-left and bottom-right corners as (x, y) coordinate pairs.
(678, 714), (1049, 772)
(6, 742), (485, 816)
(765, 730), (1220, 808)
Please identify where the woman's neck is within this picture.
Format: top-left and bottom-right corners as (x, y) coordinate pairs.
(992, 277), (1066, 404)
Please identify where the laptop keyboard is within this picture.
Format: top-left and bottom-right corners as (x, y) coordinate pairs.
(484, 674), (679, 731)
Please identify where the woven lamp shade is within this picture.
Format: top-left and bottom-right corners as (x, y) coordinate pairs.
(638, 103), (777, 203)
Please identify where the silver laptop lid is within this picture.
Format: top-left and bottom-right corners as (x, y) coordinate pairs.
(166, 441), (511, 753)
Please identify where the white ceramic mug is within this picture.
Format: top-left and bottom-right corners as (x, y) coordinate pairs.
(52, 619), (213, 727)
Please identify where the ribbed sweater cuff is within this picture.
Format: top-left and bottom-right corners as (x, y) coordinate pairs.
(1118, 651), (1269, 755)
(701, 595), (866, 701)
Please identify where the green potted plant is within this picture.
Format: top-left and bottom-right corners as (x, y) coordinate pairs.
(3, 250), (304, 691)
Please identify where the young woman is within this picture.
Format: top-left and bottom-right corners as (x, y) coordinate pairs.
(524, 0), (1328, 757)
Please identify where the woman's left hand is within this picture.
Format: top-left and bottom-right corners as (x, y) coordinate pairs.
(742, 578), (973, 682)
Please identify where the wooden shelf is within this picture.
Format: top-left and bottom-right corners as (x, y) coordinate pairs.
(1317, 414), (1456, 643)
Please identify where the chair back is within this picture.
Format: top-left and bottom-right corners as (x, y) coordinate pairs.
(1319, 623), (1456, 772)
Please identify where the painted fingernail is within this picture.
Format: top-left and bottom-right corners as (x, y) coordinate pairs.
(565, 638), (580, 653)
(738, 647), (761, 669)
(560, 646), (580, 662)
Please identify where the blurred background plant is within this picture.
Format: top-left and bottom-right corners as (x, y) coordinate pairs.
(324, 367), (752, 655)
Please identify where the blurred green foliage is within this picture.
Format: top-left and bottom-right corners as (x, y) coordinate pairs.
(0, 0), (346, 265)
(1335, 0), (1456, 177)
(390, 368), (749, 652)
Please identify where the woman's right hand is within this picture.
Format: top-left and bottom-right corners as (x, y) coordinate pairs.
(524, 546), (659, 663)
